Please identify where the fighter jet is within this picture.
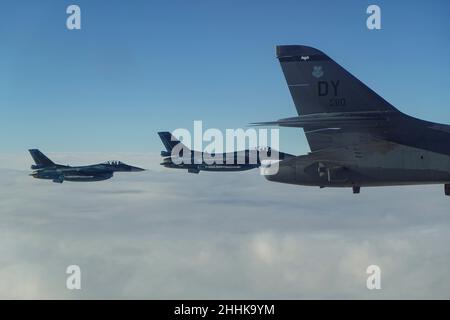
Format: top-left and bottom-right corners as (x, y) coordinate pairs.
(158, 131), (293, 174)
(29, 149), (145, 183)
(252, 45), (450, 195)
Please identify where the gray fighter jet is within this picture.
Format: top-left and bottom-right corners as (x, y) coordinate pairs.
(158, 132), (293, 174)
(29, 149), (145, 183)
(253, 45), (450, 195)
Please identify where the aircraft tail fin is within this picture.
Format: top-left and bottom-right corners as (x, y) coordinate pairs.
(276, 45), (401, 115)
(29, 149), (55, 167)
(157, 132), (190, 156)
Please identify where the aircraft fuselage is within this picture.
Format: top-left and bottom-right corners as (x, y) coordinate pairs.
(29, 150), (145, 184)
(266, 140), (450, 189)
(161, 149), (293, 174)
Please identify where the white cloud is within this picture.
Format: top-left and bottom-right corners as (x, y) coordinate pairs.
(0, 152), (450, 299)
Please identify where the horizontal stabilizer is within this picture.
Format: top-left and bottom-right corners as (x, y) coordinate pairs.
(250, 111), (393, 128)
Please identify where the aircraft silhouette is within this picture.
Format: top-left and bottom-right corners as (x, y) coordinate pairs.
(253, 45), (450, 195)
(29, 149), (145, 183)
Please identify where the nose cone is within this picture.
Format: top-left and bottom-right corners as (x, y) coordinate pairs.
(128, 165), (146, 172)
(263, 163), (294, 184)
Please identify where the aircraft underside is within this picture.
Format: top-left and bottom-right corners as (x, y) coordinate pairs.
(264, 142), (450, 193)
(198, 164), (256, 172)
(267, 166), (450, 187)
(163, 163), (258, 173)
(32, 171), (114, 183)
(62, 174), (113, 182)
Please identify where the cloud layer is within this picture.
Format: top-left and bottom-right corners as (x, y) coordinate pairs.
(1, 152), (450, 299)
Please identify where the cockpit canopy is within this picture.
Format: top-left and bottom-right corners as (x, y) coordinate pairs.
(103, 160), (124, 166)
(256, 146), (272, 152)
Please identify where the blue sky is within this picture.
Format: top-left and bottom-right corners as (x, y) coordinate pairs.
(0, 0), (449, 154)
(1, 1), (450, 299)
